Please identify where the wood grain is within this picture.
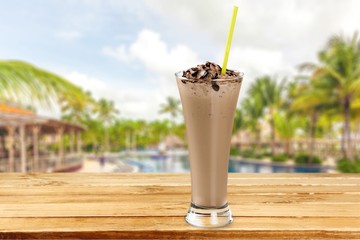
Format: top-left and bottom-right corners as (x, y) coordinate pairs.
(0, 173), (359, 239)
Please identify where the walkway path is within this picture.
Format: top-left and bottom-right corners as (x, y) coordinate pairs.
(79, 159), (119, 173)
(79, 159), (135, 173)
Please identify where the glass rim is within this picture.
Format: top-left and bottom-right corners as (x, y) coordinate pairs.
(175, 71), (244, 82)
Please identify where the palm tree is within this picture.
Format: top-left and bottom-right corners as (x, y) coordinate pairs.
(291, 78), (333, 161)
(94, 98), (120, 152)
(351, 97), (360, 152)
(241, 95), (264, 151)
(300, 33), (360, 159)
(274, 112), (303, 156)
(60, 91), (95, 124)
(0, 60), (87, 108)
(148, 119), (171, 144)
(233, 108), (245, 150)
(159, 97), (181, 128)
(233, 109), (244, 133)
(113, 119), (137, 150)
(249, 76), (286, 154)
(81, 118), (104, 152)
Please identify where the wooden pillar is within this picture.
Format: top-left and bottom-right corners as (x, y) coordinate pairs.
(7, 126), (15, 172)
(32, 126), (40, 171)
(70, 130), (75, 154)
(1, 134), (6, 158)
(20, 125), (26, 173)
(76, 131), (82, 155)
(57, 127), (64, 168)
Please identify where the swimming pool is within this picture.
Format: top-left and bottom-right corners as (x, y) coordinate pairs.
(119, 154), (332, 173)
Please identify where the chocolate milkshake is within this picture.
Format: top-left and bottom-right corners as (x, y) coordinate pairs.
(176, 62), (243, 227)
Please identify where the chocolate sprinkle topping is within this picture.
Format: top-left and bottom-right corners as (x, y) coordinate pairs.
(182, 61), (239, 81)
(211, 82), (220, 91)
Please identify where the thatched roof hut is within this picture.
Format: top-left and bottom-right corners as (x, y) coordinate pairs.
(163, 135), (184, 149)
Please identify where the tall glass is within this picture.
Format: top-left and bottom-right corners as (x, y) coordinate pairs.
(175, 71), (243, 228)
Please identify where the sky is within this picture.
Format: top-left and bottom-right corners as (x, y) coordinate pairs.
(1, 0), (360, 120)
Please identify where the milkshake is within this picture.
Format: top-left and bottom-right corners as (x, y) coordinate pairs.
(176, 61), (243, 227)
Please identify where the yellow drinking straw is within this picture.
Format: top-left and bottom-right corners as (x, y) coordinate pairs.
(221, 6), (239, 75)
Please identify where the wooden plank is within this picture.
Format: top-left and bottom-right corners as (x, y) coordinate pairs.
(1, 217), (359, 239)
(1, 216), (360, 231)
(0, 173), (359, 239)
(1, 202), (360, 217)
(1, 173), (360, 186)
(0, 192), (358, 204)
(1, 185), (359, 196)
(3, 231), (360, 240)
(3, 173), (351, 179)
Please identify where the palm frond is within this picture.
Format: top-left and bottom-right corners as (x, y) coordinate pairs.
(298, 62), (318, 72)
(349, 78), (360, 95)
(0, 60), (87, 109)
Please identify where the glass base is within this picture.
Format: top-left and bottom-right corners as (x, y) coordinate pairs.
(185, 202), (233, 228)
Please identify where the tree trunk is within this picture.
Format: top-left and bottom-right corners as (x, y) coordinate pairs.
(342, 95), (352, 160)
(270, 113), (276, 155)
(255, 124), (261, 153)
(285, 139), (290, 156)
(341, 125), (346, 158)
(355, 123), (360, 157)
(238, 131), (242, 152)
(105, 127), (109, 153)
(309, 112), (318, 164)
(237, 113), (243, 152)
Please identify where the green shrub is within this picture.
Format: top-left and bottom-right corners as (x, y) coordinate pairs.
(230, 148), (241, 156)
(337, 158), (360, 173)
(253, 153), (263, 159)
(262, 152), (272, 158)
(241, 149), (256, 159)
(237, 149), (267, 160)
(295, 153), (322, 165)
(271, 153), (287, 162)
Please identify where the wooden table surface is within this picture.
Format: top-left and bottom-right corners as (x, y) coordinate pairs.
(0, 173), (360, 239)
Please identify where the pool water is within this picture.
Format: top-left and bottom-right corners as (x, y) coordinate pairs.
(120, 155), (330, 173)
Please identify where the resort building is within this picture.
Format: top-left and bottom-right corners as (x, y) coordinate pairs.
(0, 103), (84, 172)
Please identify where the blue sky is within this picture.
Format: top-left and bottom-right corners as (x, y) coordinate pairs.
(1, 0), (360, 120)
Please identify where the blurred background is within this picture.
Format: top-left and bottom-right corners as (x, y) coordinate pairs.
(1, 0), (360, 174)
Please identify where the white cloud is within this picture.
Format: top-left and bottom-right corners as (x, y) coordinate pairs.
(102, 29), (201, 101)
(227, 47), (290, 75)
(146, 0), (360, 66)
(65, 71), (107, 97)
(35, 0), (360, 120)
(143, 0), (360, 100)
(224, 47), (294, 99)
(47, 28), (198, 121)
(55, 30), (82, 40)
(103, 29), (199, 76)
(102, 45), (131, 62)
(102, 28), (295, 108)
(64, 71), (165, 120)
(101, 29), (203, 120)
